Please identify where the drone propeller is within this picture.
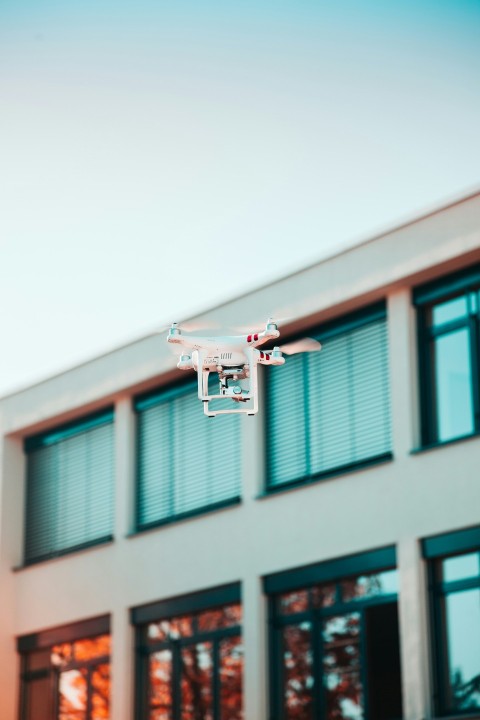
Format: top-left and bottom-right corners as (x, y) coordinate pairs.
(230, 316), (295, 334)
(279, 338), (322, 355)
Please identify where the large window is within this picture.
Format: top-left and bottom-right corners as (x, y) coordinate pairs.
(423, 526), (480, 715)
(24, 410), (115, 564)
(266, 304), (392, 490)
(132, 583), (243, 720)
(415, 264), (480, 445)
(265, 547), (403, 720)
(135, 381), (241, 530)
(18, 616), (111, 720)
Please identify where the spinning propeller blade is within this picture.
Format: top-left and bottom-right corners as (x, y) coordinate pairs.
(279, 338), (322, 355)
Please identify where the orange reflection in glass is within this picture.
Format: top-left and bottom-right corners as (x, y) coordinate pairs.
(311, 584), (336, 609)
(74, 635), (111, 662)
(219, 636), (243, 720)
(91, 663), (110, 720)
(58, 668), (87, 720)
(149, 649), (172, 719)
(279, 590), (309, 615)
(181, 642), (213, 720)
(198, 604), (242, 633)
(51, 643), (74, 667)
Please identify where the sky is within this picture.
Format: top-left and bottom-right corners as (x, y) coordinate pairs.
(0, 0), (479, 397)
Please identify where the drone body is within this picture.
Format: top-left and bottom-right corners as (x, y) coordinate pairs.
(167, 319), (321, 416)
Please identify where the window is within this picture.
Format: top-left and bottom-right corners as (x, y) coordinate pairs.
(423, 526), (480, 715)
(18, 616), (111, 720)
(132, 583), (243, 720)
(415, 264), (480, 445)
(135, 381), (241, 530)
(24, 410), (115, 564)
(265, 547), (403, 720)
(266, 304), (392, 490)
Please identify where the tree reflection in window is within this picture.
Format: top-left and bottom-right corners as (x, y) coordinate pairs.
(142, 603), (243, 720)
(323, 614), (362, 720)
(20, 631), (111, 720)
(271, 569), (402, 720)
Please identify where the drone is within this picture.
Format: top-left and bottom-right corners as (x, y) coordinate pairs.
(167, 318), (321, 416)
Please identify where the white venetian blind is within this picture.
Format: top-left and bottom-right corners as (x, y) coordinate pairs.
(25, 412), (115, 564)
(267, 307), (391, 488)
(136, 381), (241, 528)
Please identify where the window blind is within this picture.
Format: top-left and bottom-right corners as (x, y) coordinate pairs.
(24, 412), (114, 564)
(267, 308), (391, 488)
(136, 381), (241, 529)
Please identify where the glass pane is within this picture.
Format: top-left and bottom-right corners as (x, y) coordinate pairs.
(323, 613), (363, 720)
(181, 642), (213, 720)
(443, 553), (480, 583)
(198, 604), (242, 632)
(278, 590), (309, 615)
(341, 570), (398, 602)
(444, 589), (480, 711)
(220, 635), (243, 720)
(24, 675), (54, 720)
(311, 584), (336, 608)
(148, 617), (193, 642)
(283, 622), (314, 720)
(74, 635), (111, 661)
(434, 329), (474, 441)
(91, 663), (110, 720)
(150, 650), (172, 719)
(58, 668), (88, 720)
(432, 296), (468, 327)
(51, 642), (74, 667)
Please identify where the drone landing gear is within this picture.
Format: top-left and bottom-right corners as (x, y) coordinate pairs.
(197, 352), (259, 416)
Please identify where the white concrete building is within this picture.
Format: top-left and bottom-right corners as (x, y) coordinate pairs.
(1, 190), (480, 720)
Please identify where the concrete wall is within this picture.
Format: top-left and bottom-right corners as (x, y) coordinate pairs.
(1, 192), (480, 720)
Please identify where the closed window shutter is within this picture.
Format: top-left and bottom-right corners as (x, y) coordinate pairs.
(25, 415), (114, 564)
(268, 354), (308, 486)
(136, 382), (241, 528)
(267, 312), (391, 488)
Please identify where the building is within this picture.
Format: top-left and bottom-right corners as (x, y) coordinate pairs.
(1, 190), (480, 720)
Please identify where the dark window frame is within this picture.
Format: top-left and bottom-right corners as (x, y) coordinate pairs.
(132, 583), (242, 720)
(23, 409), (115, 566)
(423, 526), (480, 717)
(264, 547), (402, 720)
(134, 379), (242, 533)
(414, 264), (480, 448)
(264, 302), (393, 493)
(18, 615), (111, 720)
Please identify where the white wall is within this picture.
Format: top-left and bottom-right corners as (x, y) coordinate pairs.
(0, 193), (480, 720)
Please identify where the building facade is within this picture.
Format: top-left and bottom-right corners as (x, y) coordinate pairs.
(1, 191), (480, 720)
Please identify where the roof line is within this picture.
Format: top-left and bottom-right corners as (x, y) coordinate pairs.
(1, 185), (479, 400)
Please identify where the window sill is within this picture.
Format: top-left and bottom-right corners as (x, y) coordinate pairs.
(412, 430), (480, 455)
(129, 496), (242, 537)
(13, 536), (114, 571)
(259, 453), (393, 499)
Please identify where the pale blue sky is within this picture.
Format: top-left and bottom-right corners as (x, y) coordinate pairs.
(1, 0), (479, 395)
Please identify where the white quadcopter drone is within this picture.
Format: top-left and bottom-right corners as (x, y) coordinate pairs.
(167, 318), (321, 417)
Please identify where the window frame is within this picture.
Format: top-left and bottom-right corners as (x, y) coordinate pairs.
(18, 615), (111, 720)
(264, 302), (393, 493)
(23, 408), (115, 566)
(423, 526), (480, 717)
(131, 583), (242, 720)
(134, 379), (242, 533)
(415, 264), (480, 448)
(264, 547), (401, 720)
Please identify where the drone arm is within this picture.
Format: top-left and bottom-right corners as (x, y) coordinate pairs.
(246, 325), (280, 349)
